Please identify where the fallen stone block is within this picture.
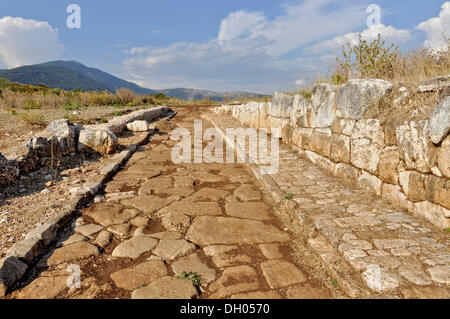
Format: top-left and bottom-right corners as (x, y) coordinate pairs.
(78, 126), (118, 155)
(0, 257), (28, 296)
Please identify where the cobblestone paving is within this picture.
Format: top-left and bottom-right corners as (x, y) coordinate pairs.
(207, 113), (450, 298)
(8, 106), (332, 299)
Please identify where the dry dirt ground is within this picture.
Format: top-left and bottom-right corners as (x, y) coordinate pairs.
(6, 105), (336, 299)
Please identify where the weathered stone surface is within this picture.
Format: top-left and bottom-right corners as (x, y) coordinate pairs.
(121, 195), (176, 214)
(397, 121), (437, 173)
(312, 84), (337, 128)
(309, 130), (332, 157)
(131, 276), (198, 299)
(106, 107), (168, 134)
(428, 96), (450, 144)
(330, 134), (351, 163)
(158, 201), (223, 217)
(42, 119), (78, 155)
(414, 201), (450, 229)
(0, 257), (28, 296)
(16, 275), (69, 299)
(379, 146), (400, 184)
(203, 245), (237, 257)
(75, 224), (103, 238)
(209, 266), (259, 298)
(260, 260), (308, 289)
(357, 171), (382, 196)
(259, 244), (285, 260)
(305, 151), (336, 174)
(82, 199), (122, 222)
(78, 126), (118, 155)
(362, 267), (400, 292)
(189, 188), (230, 201)
(352, 119), (385, 145)
(438, 135), (450, 178)
(127, 120), (150, 132)
(333, 163), (360, 184)
(138, 177), (173, 196)
(153, 239), (196, 261)
(351, 138), (382, 174)
(148, 232), (183, 240)
(171, 253), (217, 284)
(427, 265), (450, 284)
(286, 284), (330, 299)
(47, 242), (100, 266)
(212, 251), (252, 268)
(108, 224), (132, 237)
(95, 230), (113, 249)
(110, 260), (168, 291)
(186, 217), (290, 245)
(399, 171), (426, 202)
(381, 184), (414, 212)
(112, 236), (158, 259)
(424, 175), (450, 210)
(57, 234), (87, 247)
(231, 291), (282, 299)
(224, 202), (272, 220)
(233, 185), (262, 202)
(161, 212), (191, 233)
(336, 79), (393, 120)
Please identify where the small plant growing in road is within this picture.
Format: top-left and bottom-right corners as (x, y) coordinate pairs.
(331, 279), (339, 288)
(446, 228), (450, 233)
(284, 192), (293, 200)
(178, 272), (202, 286)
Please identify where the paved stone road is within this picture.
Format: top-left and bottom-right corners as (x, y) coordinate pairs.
(207, 113), (450, 298)
(9, 106), (332, 299)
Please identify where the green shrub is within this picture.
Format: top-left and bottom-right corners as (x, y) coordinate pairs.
(23, 100), (41, 110)
(334, 34), (400, 82)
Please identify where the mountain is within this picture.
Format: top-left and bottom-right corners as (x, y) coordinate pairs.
(0, 60), (267, 101)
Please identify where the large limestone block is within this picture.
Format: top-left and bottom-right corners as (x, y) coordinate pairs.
(396, 121), (437, 173)
(414, 201), (450, 229)
(357, 171), (382, 196)
(351, 138), (382, 174)
(336, 79), (393, 120)
(269, 93), (294, 118)
(268, 117), (288, 139)
(330, 134), (351, 163)
(399, 171), (426, 202)
(292, 128), (313, 150)
(424, 175), (450, 210)
(428, 96), (450, 144)
(78, 126), (118, 155)
(289, 95), (311, 128)
(126, 120), (150, 132)
(43, 119), (78, 155)
(378, 146), (400, 184)
(310, 129), (332, 157)
(351, 119), (385, 145)
(333, 163), (361, 184)
(312, 84), (338, 128)
(0, 257), (28, 296)
(438, 135), (450, 178)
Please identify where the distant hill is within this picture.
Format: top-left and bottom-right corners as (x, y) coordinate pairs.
(0, 60), (267, 101)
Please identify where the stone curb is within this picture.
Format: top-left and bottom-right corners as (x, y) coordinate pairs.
(0, 131), (152, 296)
(203, 114), (370, 298)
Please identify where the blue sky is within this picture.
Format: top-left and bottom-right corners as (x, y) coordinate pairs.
(0, 0), (448, 93)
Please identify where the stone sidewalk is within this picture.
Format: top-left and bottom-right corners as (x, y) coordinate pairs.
(205, 112), (450, 298)
(7, 106), (332, 299)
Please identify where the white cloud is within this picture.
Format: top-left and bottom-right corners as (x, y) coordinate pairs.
(308, 24), (412, 54)
(0, 16), (63, 68)
(218, 10), (266, 42)
(416, 2), (450, 52)
(123, 0), (369, 93)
